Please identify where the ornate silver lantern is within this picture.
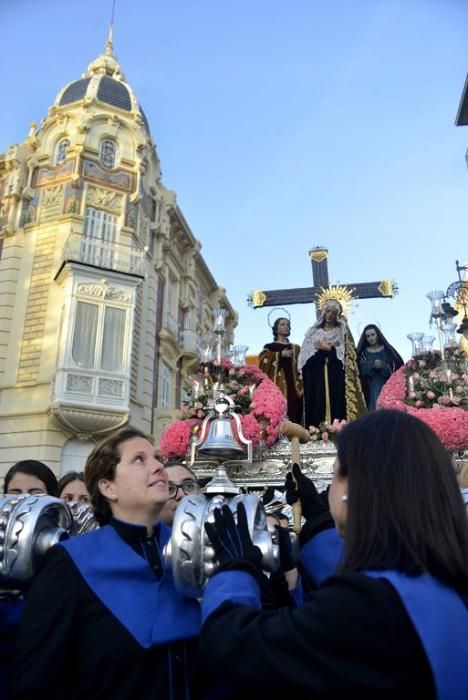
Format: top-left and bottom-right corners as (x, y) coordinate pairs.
(0, 494), (74, 590)
(165, 493), (278, 598)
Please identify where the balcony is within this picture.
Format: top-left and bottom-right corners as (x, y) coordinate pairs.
(180, 328), (197, 353)
(50, 367), (130, 435)
(60, 233), (146, 278)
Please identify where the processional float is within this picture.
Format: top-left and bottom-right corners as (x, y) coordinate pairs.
(0, 307), (334, 594)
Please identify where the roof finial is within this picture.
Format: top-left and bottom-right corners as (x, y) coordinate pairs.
(106, 0), (116, 55)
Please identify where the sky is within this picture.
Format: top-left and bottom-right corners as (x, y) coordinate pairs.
(1, 0), (467, 361)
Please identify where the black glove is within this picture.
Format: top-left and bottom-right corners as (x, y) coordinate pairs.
(284, 463), (334, 546)
(275, 526), (296, 573)
(284, 463), (328, 520)
(205, 502), (263, 578)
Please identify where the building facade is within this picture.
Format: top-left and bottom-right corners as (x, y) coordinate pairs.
(0, 35), (236, 478)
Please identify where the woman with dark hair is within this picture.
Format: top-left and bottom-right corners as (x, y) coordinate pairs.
(159, 461), (200, 527)
(4, 460), (59, 497)
(57, 471), (90, 505)
(356, 324), (404, 410)
(259, 316), (303, 424)
(12, 428), (201, 700)
(198, 409), (468, 699)
(298, 300), (366, 428)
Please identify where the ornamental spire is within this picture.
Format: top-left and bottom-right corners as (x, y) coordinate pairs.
(106, 0), (116, 55)
(85, 0), (125, 81)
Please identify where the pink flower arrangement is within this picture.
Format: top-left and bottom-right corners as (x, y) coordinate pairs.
(377, 353), (468, 451)
(308, 419), (348, 442)
(159, 419), (201, 460)
(159, 365), (287, 459)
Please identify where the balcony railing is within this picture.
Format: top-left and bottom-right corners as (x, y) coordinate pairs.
(180, 328), (197, 353)
(61, 233), (146, 277)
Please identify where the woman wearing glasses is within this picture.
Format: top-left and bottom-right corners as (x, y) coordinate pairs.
(160, 462), (200, 527)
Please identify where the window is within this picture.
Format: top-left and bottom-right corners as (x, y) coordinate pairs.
(60, 438), (94, 475)
(72, 301), (127, 371)
(165, 275), (178, 334)
(160, 364), (171, 410)
(82, 207), (117, 267)
(100, 139), (117, 169)
(54, 138), (70, 165)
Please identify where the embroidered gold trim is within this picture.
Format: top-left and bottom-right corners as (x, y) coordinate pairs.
(344, 330), (368, 420)
(324, 357), (331, 423)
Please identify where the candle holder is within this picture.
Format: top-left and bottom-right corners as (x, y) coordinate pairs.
(212, 308), (228, 365)
(426, 290), (445, 323)
(407, 332), (425, 358)
(422, 335), (435, 352)
(441, 321), (458, 348)
(231, 345), (249, 367)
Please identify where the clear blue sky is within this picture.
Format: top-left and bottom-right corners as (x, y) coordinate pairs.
(1, 0), (467, 360)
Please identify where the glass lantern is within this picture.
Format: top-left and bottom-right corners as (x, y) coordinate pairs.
(199, 335), (214, 364)
(407, 332), (425, 357)
(422, 335), (435, 352)
(441, 321), (458, 348)
(426, 290), (445, 325)
(231, 345), (249, 367)
(212, 308), (228, 333)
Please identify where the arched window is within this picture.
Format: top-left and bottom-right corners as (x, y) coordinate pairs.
(100, 139), (117, 169)
(54, 138), (70, 165)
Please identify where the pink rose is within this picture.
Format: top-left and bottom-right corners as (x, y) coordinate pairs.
(426, 391), (435, 400)
(322, 432), (329, 441)
(415, 400), (424, 408)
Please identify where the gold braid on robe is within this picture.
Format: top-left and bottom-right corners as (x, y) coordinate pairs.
(344, 327), (368, 420)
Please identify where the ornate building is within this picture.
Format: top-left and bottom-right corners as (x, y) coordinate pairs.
(0, 33), (236, 477)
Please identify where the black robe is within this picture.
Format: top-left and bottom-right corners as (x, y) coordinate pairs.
(12, 519), (201, 700)
(302, 346), (345, 428)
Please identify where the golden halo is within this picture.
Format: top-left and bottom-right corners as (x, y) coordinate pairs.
(317, 285), (355, 316)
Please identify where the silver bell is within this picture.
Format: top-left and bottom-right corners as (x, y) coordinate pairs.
(198, 414), (246, 460)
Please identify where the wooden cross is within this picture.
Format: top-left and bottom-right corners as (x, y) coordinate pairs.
(248, 246), (396, 313)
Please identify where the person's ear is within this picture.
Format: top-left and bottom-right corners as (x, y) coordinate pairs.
(98, 479), (118, 501)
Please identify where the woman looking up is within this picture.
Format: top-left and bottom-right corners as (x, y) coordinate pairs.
(12, 428), (201, 700)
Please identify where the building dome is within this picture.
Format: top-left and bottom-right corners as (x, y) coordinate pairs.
(54, 31), (150, 133)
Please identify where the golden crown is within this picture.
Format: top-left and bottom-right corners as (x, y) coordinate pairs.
(316, 285), (355, 316)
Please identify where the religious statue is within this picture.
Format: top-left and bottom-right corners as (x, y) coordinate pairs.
(298, 299), (367, 429)
(258, 313), (303, 424)
(356, 324), (404, 411)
